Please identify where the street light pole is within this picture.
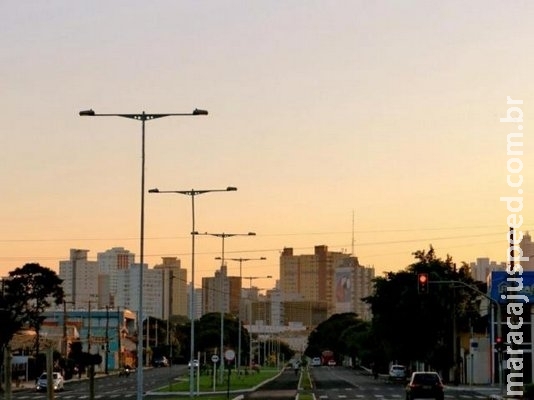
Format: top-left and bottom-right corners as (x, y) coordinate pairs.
(149, 187), (237, 397)
(79, 108), (207, 400)
(220, 257), (267, 374)
(242, 276), (271, 367)
(196, 232), (256, 382)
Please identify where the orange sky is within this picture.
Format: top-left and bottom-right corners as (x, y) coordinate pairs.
(1, 1), (533, 290)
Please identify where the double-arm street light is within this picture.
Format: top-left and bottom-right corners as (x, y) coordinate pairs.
(79, 108), (208, 400)
(219, 257), (267, 374)
(195, 232), (256, 382)
(148, 187), (237, 397)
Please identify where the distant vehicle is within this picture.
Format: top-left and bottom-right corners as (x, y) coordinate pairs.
(152, 356), (169, 367)
(36, 372), (64, 392)
(328, 359), (336, 366)
(119, 365), (134, 377)
(311, 357), (322, 366)
(405, 371), (444, 400)
(188, 359), (199, 368)
(389, 364), (407, 382)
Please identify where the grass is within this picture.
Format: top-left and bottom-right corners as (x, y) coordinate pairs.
(157, 367), (281, 395)
(296, 368), (314, 400)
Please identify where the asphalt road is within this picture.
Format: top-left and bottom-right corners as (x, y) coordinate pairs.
(243, 368), (299, 400)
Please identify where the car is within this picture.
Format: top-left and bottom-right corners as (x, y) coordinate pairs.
(188, 359), (199, 368)
(119, 365), (134, 377)
(35, 372), (64, 392)
(405, 371), (444, 400)
(389, 364), (407, 382)
(152, 356), (169, 367)
(311, 357), (322, 366)
(328, 359), (336, 366)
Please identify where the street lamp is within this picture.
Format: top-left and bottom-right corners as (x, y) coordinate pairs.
(195, 232), (256, 382)
(79, 108), (207, 400)
(148, 187), (237, 397)
(218, 257), (267, 374)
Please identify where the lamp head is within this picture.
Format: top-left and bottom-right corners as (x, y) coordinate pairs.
(79, 109), (95, 116)
(148, 188), (160, 193)
(193, 108), (208, 115)
(226, 187), (237, 191)
(247, 232), (256, 236)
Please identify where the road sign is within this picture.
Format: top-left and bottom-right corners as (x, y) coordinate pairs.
(224, 349), (235, 361)
(211, 355), (219, 363)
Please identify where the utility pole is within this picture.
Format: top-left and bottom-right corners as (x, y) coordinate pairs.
(105, 306), (109, 374)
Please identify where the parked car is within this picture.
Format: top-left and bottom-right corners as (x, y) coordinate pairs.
(328, 359), (336, 366)
(152, 356), (169, 367)
(188, 359), (199, 368)
(405, 371), (444, 400)
(389, 364), (407, 382)
(311, 357), (322, 366)
(35, 372), (64, 392)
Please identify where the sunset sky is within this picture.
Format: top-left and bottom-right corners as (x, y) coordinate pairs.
(2, 1), (533, 291)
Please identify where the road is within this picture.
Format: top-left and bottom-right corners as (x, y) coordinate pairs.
(9, 364), (187, 400)
(309, 366), (500, 400)
(8, 365), (501, 400)
(243, 368), (299, 400)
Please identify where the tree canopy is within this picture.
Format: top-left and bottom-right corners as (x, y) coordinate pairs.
(363, 246), (486, 376)
(2, 263), (64, 355)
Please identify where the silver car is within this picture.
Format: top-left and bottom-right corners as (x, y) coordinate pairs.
(36, 372), (64, 392)
(389, 364), (407, 382)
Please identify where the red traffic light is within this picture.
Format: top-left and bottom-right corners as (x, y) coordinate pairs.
(417, 273), (429, 293)
(495, 337), (505, 352)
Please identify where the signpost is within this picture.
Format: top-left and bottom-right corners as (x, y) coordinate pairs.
(211, 354), (219, 391)
(224, 350), (235, 400)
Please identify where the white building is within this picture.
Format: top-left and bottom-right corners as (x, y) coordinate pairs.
(97, 247), (135, 307)
(59, 249), (99, 309)
(116, 263), (163, 318)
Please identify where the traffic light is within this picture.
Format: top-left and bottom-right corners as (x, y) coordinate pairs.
(495, 337), (505, 352)
(417, 273), (429, 294)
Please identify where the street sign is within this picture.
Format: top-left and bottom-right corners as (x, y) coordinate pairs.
(211, 355), (219, 363)
(224, 349), (235, 361)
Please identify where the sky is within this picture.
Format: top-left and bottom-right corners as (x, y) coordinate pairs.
(1, 0), (533, 291)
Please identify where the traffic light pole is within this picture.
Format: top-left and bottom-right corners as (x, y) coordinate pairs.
(428, 279), (502, 385)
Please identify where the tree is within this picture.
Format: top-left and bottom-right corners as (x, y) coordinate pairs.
(363, 246), (485, 379)
(305, 312), (369, 365)
(4, 263), (64, 359)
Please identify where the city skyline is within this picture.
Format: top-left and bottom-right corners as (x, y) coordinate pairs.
(2, 1), (533, 284)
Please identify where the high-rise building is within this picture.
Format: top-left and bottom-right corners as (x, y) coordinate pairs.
(469, 257), (506, 282)
(280, 245), (374, 320)
(59, 249), (99, 309)
(116, 263), (163, 318)
(201, 265), (241, 315)
(97, 247), (135, 307)
(521, 232), (534, 271)
(153, 257), (187, 318)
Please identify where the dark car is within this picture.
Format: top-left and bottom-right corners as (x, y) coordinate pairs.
(405, 371), (444, 400)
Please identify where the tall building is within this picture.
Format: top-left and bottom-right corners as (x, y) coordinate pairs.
(334, 257), (374, 320)
(188, 284), (203, 320)
(153, 257), (188, 318)
(521, 232), (534, 271)
(97, 247), (135, 307)
(59, 249), (99, 309)
(280, 245), (374, 319)
(116, 263), (163, 318)
(201, 265), (241, 315)
(469, 257), (505, 282)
